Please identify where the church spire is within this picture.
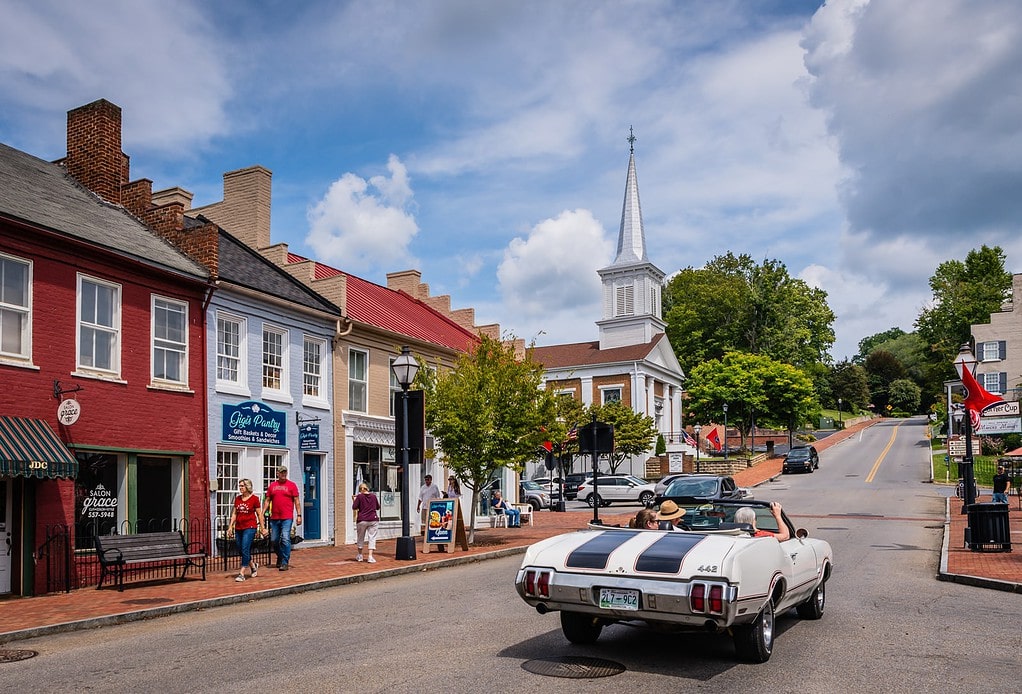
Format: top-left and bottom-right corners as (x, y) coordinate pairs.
(613, 126), (647, 266)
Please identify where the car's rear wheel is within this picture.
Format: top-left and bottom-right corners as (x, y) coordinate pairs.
(639, 491), (654, 506)
(796, 580), (826, 619)
(585, 494), (603, 508)
(733, 599), (775, 663)
(560, 611), (603, 644)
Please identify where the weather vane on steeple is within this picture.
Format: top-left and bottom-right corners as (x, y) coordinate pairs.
(627, 126), (636, 154)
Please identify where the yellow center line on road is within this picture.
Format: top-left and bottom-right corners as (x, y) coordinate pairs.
(865, 422), (902, 483)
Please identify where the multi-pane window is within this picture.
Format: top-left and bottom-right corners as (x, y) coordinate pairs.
(349, 348), (368, 412)
(980, 341), (1006, 362)
(262, 326), (287, 391)
(216, 314), (244, 384)
(602, 387), (622, 405)
(78, 275), (120, 374)
(304, 337), (325, 398)
(982, 372), (1007, 394)
(0, 253), (30, 359)
(263, 451), (286, 495)
(215, 449), (241, 526)
(389, 357), (400, 417)
(152, 296), (187, 384)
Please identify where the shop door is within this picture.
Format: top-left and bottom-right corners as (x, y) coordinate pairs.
(303, 455), (321, 540)
(137, 457), (172, 532)
(0, 480), (11, 594)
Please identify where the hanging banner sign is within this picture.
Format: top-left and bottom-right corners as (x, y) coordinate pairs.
(299, 424), (319, 451)
(976, 417), (1022, 435)
(222, 401), (286, 446)
(57, 398), (81, 426)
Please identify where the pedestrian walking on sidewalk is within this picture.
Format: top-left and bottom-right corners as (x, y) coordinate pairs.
(228, 478), (265, 582)
(993, 465), (1011, 504)
(352, 482), (381, 563)
(263, 465), (301, 571)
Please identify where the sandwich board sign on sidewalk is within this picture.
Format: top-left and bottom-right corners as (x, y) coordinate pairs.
(423, 498), (468, 553)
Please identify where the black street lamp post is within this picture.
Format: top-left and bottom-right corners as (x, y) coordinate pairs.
(694, 424), (701, 473)
(837, 397), (843, 428)
(391, 346), (420, 560)
(722, 403), (729, 462)
(952, 343), (978, 515)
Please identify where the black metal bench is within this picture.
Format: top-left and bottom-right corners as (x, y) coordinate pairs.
(95, 530), (207, 591)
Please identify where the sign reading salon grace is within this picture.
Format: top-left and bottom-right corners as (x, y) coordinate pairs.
(222, 401), (286, 447)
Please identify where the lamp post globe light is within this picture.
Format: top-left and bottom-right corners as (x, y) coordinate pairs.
(391, 346), (420, 560)
(722, 403), (729, 462)
(693, 425), (701, 473)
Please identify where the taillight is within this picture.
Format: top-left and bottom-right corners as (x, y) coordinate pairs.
(708, 584), (724, 614)
(690, 583), (705, 612)
(537, 571), (550, 598)
(525, 570), (537, 595)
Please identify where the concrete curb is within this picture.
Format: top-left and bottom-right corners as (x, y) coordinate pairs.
(936, 496), (1021, 594)
(0, 545), (529, 644)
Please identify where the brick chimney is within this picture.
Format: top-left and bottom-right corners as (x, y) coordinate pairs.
(65, 99), (126, 205)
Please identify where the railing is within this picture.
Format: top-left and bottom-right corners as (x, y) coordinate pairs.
(38, 516), (273, 594)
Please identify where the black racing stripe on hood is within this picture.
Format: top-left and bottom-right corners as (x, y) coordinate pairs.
(635, 533), (705, 574)
(565, 531), (641, 569)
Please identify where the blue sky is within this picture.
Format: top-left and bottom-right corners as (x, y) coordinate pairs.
(3, 0), (1021, 361)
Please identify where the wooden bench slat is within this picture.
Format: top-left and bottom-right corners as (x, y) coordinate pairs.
(95, 531), (207, 591)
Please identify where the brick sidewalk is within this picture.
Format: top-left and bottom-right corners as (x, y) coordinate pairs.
(2, 417), (1017, 644)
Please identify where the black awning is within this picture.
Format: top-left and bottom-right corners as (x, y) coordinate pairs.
(0, 416), (78, 479)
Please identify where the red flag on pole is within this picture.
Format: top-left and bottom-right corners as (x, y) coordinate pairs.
(960, 366), (1004, 427)
(705, 428), (722, 451)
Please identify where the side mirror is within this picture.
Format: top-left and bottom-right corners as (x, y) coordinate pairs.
(796, 528), (808, 539)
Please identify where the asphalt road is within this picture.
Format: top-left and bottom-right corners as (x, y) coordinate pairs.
(4, 417), (1018, 692)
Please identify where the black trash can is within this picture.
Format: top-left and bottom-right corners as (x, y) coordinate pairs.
(965, 502), (1011, 552)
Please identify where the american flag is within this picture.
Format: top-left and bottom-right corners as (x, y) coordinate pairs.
(566, 425), (578, 441)
(682, 431), (697, 447)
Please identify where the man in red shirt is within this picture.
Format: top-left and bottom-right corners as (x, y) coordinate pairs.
(262, 465), (301, 571)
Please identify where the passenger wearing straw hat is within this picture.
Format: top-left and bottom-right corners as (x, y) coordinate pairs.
(655, 500), (686, 530)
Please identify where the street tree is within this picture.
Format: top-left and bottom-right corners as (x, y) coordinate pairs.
(888, 378), (922, 414)
(417, 334), (556, 542)
(585, 400), (658, 474)
(828, 360), (870, 413)
(853, 328), (907, 364)
(864, 349), (906, 412)
(916, 245), (1012, 382)
(685, 352), (816, 449)
(663, 253), (836, 373)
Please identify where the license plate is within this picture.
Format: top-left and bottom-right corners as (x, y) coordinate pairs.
(599, 588), (640, 611)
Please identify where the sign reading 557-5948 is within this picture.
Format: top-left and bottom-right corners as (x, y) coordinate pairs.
(222, 401), (286, 447)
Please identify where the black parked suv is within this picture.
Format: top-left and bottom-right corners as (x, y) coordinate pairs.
(782, 445), (819, 473)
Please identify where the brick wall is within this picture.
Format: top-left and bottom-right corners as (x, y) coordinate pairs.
(64, 99), (124, 205)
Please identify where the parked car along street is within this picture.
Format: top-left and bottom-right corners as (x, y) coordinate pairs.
(577, 475), (657, 507)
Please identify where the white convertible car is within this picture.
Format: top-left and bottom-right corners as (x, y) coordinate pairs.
(515, 500), (833, 663)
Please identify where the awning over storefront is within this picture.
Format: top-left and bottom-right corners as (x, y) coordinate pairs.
(0, 416), (78, 479)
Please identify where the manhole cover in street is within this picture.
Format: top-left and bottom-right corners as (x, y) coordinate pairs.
(522, 656), (625, 679)
(0, 649), (38, 663)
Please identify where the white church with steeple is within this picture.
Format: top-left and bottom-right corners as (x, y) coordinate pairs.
(533, 130), (687, 476)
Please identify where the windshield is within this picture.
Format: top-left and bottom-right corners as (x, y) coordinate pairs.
(787, 448), (810, 460)
(520, 481), (544, 491)
(664, 478), (721, 497)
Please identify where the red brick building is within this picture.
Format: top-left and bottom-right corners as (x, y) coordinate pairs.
(0, 100), (211, 595)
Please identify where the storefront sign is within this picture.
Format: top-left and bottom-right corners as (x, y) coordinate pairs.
(222, 401), (286, 447)
(57, 398), (81, 426)
(982, 401), (1020, 417)
(81, 482), (117, 522)
(976, 417), (1022, 435)
(299, 424), (319, 451)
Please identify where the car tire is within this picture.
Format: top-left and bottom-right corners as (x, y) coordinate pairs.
(529, 499), (541, 511)
(560, 611), (603, 644)
(796, 580), (826, 620)
(585, 494), (603, 508)
(733, 599), (775, 663)
(639, 491), (654, 506)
